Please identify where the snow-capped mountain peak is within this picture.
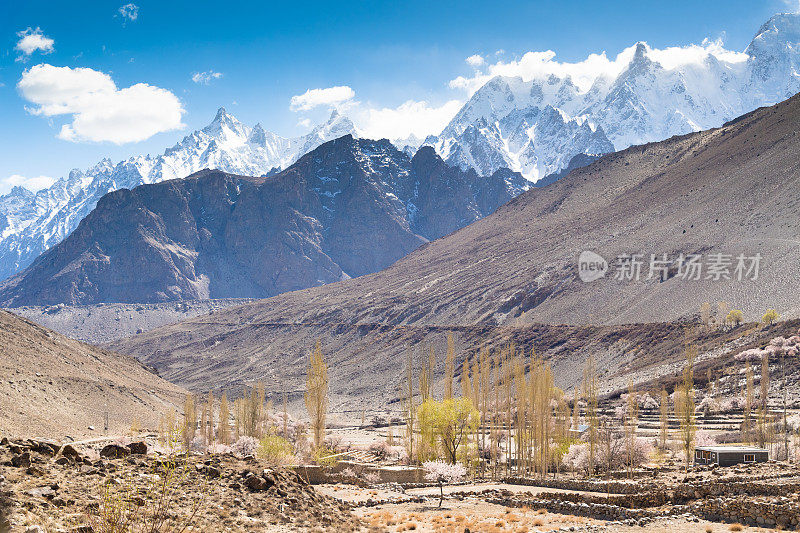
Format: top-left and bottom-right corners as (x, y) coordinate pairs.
(0, 109), (357, 280)
(201, 106), (250, 142)
(428, 13), (800, 182)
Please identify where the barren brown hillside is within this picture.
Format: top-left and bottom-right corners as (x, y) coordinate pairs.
(122, 94), (800, 332)
(106, 94), (800, 406)
(0, 310), (184, 439)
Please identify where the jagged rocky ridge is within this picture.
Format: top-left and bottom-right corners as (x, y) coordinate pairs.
(427, 13), (800, 181)
(105, 91), (800, 405)
(3, 12), (799, 284)
(0, 109), (356, 282)
(0, 136), (526, 305)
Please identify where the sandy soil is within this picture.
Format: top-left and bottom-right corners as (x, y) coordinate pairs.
(320, 483), (782, 533)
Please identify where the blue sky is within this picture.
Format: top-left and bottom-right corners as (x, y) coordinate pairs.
(0, 0), (791, 191)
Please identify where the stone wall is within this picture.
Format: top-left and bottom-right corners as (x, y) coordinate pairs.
(294, 461), (424, 485)
(503, 476), (657, 495)
(496, 477), (800, 530)
(692, 497), (800, 530)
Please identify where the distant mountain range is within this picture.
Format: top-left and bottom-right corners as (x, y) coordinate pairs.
(107, 91), (800, 403)
(425, 13), (800, 180)
(0, 109), (357, 281)
(0, 136), (525, 305)
(1, 12), (799, 284)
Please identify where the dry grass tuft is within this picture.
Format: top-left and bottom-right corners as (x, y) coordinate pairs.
(729, 524), (744, 532)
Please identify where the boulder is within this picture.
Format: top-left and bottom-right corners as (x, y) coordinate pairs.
(245, 473), (274, 492)
(79, 464), (99, 475)
(11, 452), (31, 468)
(60, 444), (81, 460)
(25, 486), (56, 499)
(100, 444), (130, 459)
(127, 441), (148, 455)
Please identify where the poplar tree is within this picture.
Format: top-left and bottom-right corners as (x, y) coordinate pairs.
(218, 393), (230, 445)
(624, 381), (639, 477)
(675, 345), (697, 469)
(659, 387), (669, 451)
(403, 348), (416, 462)
(183, 393), (196, 450)
(716, 301), (730, 329)
(200, 401), (208, 446)
(583, 356), (598, 476)
(282, 391), (289, 438)
(206, 391), (215, 445)
(418, 344), (436, 461)
(700, 302), (712, 328)
(305, 340), (329, 449)
(758, 354), (769, 448)
(744, 364), (754, 444)
(572, 388), (580, 431)
(444, 333), (456, 400)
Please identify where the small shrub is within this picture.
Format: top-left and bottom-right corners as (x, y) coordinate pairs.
(88, 436), (206, 532)
(258, 434), (294, 466)
(324, 436), (348, 454)
(729, 524), (743, 532)
(311, 445), (338, 467)
(423, 460), (466, 508)
(369, 441), (391, 461)
(695, 429), (716, 447)
(206, 443), (231, 455)
(231, 436), (258, 457)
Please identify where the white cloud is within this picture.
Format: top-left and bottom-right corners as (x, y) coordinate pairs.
(290, 86), (459, 139)
(450, 38), (749, 94)
(15, 28), (54, 60)
(352, 99), (464, 141)
(465, 54), (485, 67)
(18, 64), (184, 144)
(783, 0), (800, 13)
(2, 174), (55, 194)
(647, 38), (748, 69)
(191, 70), (223, 84)
(118, 3), (139, 21)
(290, 86), (355, 111)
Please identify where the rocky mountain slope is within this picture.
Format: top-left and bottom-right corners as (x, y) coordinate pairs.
(107, 92), (800, 404)
(0, 136), (526, 306)
(0, 309), (184, 439)
(0, 109), (356, 282)
(3, 14), (797, 286)
(9, 299), (253, 344)
(428, 13), (800, 181)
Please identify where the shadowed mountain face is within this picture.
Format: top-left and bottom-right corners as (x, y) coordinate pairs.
(0, 136), (526, 306)
(107, 93), (800, 404)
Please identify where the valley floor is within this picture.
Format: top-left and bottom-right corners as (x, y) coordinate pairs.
(3, 432), (799, 533)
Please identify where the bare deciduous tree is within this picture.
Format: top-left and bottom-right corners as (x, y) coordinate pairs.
(675, 345), (697, 469)
(305, 340), (329, 449)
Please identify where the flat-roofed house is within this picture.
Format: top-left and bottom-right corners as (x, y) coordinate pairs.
(694, 446), (769, 467)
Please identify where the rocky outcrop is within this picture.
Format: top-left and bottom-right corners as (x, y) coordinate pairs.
(0, 135), (526, 306)
(0, 438), (361, 532)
